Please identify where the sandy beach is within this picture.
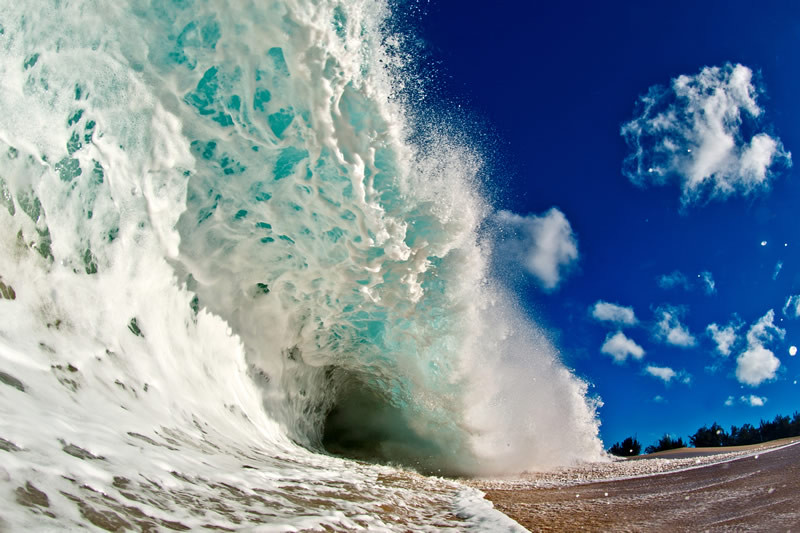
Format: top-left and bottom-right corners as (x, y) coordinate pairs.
(475, 438), (800, 532)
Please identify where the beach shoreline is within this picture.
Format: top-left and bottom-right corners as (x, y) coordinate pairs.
(473, 437), (800, 531)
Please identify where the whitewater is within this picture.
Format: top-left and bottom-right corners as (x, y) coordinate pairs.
(0, 0), (603, 530)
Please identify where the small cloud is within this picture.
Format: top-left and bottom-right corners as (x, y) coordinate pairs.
(783, 295), (800, 318)
(740, 394), (767, 407)
(621, 63), (791, 206)
(657, 271), (690, 291)
(601, 331), (645, 363)
(645, 365), (691, 385)
(699, 271), (716, 294)
(495, 208), (579, 291)
(761, 241), (768, 247)
(773, 262), (783, 281)
(654, 306), (696, 347)
(724, 395), (735, 406)
(591, 301), (638, 326)
(735, 310), (785, 386)
(652, 395), (666, 404)
(706, 322), (739, 356)
(645, 365), (676, 382)
(790, 346), (797, 357)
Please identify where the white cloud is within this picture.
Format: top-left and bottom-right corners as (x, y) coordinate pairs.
(740, 394), (767, 407)
(783, 295), (800, 318)
(657, 271), (690, 290)
(653, 395), (665, 403)
(737, 345), (780, 386)
(591, 301), (637, 326)
(495, 208), (578, 291)
(706, 322), (739, 356)
(621, 63), (791, 205)
(645, 365), (691, 385)
(699, 271), (716, 294)
(724, 395), (735, 406)
(601, 331), (645, 363)
(790, 346), (797, 357)
(735, 310), (784, 386)
(645, 365), (676, 382)
(746, 309), (785, 346)
(654, 306), (696, 347)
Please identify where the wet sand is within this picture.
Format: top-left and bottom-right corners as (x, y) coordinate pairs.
(478, 438), (800, 532)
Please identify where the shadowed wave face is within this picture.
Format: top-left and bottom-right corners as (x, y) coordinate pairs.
(0, 0), (602, 529)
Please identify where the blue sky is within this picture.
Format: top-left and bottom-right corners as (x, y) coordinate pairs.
(415, 1), (800, 448)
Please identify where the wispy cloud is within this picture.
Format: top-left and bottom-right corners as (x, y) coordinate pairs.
(706, 321), (739, 356)
(657, 271), (691, 291)
(657, 270), (716, 294)
(735, 310), (784, 386)
(773, 262), (783, 281)
(495, 208), (578, 291)
(724, 395), (735, 406)
(699, 271), (716, 294)
(621, 63), (791, 205)
(601, 331), (645, 363)
(741, 394), (767, 407)
(783, 295), (800, 318)
(645, 365), (691, 385)
(654, 306), (696, 347)
(591, 301), (637, 326)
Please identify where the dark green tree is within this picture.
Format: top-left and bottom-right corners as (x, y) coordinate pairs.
(689, 422), (728, 447)
(645, 434), (686, 454)
(608, 436), (641, 457)
(728, 423), (760, 446)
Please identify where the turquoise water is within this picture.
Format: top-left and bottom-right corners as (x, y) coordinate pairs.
(0, 0), (602, 529)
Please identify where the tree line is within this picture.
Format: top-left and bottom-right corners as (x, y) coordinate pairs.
(607, 412), (800, 457)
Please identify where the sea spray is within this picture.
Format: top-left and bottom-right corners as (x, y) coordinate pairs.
(0, 0), (601, 529)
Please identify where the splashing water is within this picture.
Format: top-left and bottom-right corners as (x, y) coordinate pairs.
(0, 0), (603, 529)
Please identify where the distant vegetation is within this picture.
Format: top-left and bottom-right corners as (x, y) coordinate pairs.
(608, 412), (800, 457)
(644, 434), (685, 454)
(690, 412), (800, 447)
(607, 436), (641, 457)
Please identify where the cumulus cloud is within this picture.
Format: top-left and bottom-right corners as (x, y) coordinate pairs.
(621, 63), (791, 205)
(741, 394), (767, 407)
(706, 322), (739, 356)
(591, 301), (638, 326)
(654, 306), (696, 347)
(657, 271), (690, 291)
(645, 365), (691, 385)
(735, 310), (784, 386)
(495, 208), (578, 291)
(601, 331), (645, 363)
(699, 271), (716, 294)
(783, 295), (800, 318)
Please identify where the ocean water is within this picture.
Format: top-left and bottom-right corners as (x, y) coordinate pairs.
(0, 0), (603, 530)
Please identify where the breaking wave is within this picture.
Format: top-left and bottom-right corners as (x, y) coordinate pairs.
(0, 0), (602, 529)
